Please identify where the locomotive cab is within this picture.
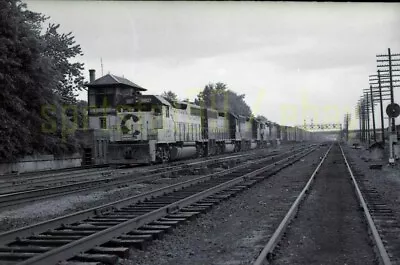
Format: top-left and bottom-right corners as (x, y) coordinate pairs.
(119, 103), (163, 141)
(108, 95), (173, 165)
(116, 95), (173, 142)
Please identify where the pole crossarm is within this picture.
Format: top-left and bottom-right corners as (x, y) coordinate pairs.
(377, 64), (400, 68)
(368, 88), (391, 92)
(370, 48), (399, 154)
(376, 53), (400, 57)
(370, 73), (400, 76)
(373, 84), (400, 88)
(370, 79), (400, 84)
(378, 69), (400, 73)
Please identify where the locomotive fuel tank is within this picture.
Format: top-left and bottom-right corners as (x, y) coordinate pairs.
(251, 142), (257, 149)
(170, 146), (197, 160)
(224, 143), (235, 153)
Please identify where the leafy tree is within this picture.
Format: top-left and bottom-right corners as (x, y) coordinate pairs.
(256, 115), (268, 121)
(43, 24), (85, 103)
(0, 0), (82, 161)
(161, 90), (178, 102)
(195, 82), (252, 116)
(64, 100), (88, 129)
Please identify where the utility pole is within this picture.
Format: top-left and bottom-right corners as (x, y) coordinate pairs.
(343, 113), (351, 142)
(376, 48), (400, 163)
(364, 97), (368, 144)
(369, 70), (393, 145)
(360, 99), (365, 143)
(378, 70), (385, 144)
(364, 86), (376, 142)
(370, 86), (377, 142)
(355, 103), (361, 142)
(364, 92), (370, 146)
(359, 100), (362, 142)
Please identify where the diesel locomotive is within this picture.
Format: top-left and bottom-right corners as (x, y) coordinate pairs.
(106, 94), (310, 165)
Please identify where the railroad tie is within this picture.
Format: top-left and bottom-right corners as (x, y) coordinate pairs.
(44, 230), (94, 236)
(88, 247), (130, 259)
(72, 253), (119, 265)
(129, 229), (165, 240)
(167, 211), (200, 220)
(106, 238), (148, 251)
(150, 220), (181, 228)
(0, 252), (37, 261)
(140, 224), (173, 233)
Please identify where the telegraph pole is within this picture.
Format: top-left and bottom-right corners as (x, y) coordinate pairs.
(365, 92), (370, 146)
(378, 71), (385, 144)
(343, 113), (351, 142)
(360, 99), (365, 143)
(356, 103), (361, 142)
(369, 70), (393, 144)
(376, 48), (400, 163)
(359, 100), (362, 142)
(370, 86), (376, 142)
(363, 98), (367, 143)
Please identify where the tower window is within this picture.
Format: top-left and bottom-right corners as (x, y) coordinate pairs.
(100, 117), (107, 129)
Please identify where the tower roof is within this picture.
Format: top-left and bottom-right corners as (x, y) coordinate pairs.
(85, 74), (147, 91)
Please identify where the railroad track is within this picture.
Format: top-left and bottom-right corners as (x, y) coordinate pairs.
(0, 144), (301, 189)
(0, 144), (286, 183)
(0, 144), (317, 265)
(252, 142), (396, 265)
(344, 147), (400, 265)
(0, 145), (289, 194)
(0, 145), (307, 209)
(0, 166), (111, 184)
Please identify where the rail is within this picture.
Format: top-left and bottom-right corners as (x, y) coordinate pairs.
(339, 144), (392, 265)
(252, 144), (332, 265)
(0, 145), (317, 265)
(0, 146), (306, 209)
(252, 143), (392, 265)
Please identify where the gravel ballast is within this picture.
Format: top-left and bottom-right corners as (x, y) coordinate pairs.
(118, 146), (328, 265)
(271, 144), (375, 265)
(344, 144), (400, 224)
(0, 145), (296, 233)
(343, 144), (400, 263)
(0, 174), (214, 233)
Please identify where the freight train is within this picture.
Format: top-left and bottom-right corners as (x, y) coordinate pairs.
(77, 71), (313, 166)
(105, 94), (312, 165)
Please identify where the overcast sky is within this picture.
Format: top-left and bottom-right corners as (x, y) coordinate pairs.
(24, 1), (400, 130)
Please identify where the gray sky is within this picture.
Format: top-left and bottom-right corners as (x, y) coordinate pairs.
(25, 1), (400, 129)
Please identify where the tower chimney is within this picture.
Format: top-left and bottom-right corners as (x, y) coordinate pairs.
(89, 69), (96, 83)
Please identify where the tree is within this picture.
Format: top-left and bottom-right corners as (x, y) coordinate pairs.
(0, 0), (82, 161)
(42, 24), (85, 104)
(0, 0), (52, 160)
(195, 82), (252, 116)
(161, 90), (178, 102)
(256, 115), (268, 121)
